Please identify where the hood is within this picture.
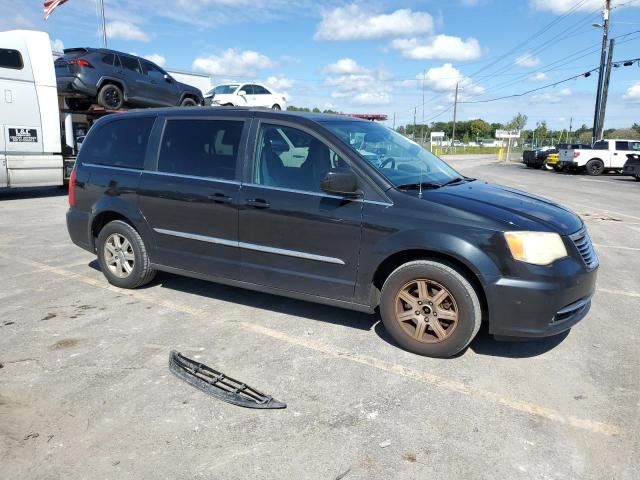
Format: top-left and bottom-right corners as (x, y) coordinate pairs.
(423, 181), (583, 235)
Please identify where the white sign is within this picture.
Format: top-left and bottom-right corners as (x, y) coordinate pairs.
(431, 131), (445, 138)
(495, 129), (520, 139)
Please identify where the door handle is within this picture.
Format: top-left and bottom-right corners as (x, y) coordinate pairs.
(208, 193), (232, 204)
(245, 198), (270, 209)
(613, 152), (618, 155)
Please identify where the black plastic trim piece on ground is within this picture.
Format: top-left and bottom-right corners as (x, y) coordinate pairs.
(168, 350), (286, 409)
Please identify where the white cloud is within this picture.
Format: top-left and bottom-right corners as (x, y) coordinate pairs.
(323, 58), (370, 75)
(391, 35), (482, 61)
(192, 49), (276, 77)
(264, 76), (294, 91)
(531, 87), (572, 104)
(144, 53), (166, 67)
(461, 0), (479, 5)
(529, 72), (548, 81)
(323, 59), (392, 106)
(50, 38), (64, 53)
(623, 82), (640, 103)
(315, 4), (433, 41)
(515, 53), (540, 68)
(106, 21), (149, 42)
(416, 63), (485, 97)
(530, 0), (640, 14)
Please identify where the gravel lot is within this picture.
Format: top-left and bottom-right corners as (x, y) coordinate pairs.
(1, 156), (638, 479)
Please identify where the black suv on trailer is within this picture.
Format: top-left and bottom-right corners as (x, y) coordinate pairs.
(66, 108), (598, 357)
(56, 48), (203, 110)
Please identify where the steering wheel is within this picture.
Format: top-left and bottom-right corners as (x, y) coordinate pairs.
(379, 157), (396, 169)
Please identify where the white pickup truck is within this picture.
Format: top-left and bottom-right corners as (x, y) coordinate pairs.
(560, 139), (640, 176)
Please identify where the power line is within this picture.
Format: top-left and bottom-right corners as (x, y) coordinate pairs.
(458, 68), (599, 104)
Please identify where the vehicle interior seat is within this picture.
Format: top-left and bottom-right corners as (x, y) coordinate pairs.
(299, 138), (332, 191)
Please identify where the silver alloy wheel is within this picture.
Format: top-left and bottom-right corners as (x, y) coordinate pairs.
(104, 233), (135, 278)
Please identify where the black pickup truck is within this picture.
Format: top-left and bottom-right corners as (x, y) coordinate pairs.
(523, 147), (556, 169)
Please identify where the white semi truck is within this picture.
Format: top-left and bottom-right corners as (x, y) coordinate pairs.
(1, 30), (71, 188)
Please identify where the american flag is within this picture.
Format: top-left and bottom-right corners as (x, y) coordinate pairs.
(44, 0), (69, 20)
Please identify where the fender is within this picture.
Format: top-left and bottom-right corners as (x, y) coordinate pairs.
(96, 76), (129, 100)
(355, 227), (504, 306)
(89, 196), (154, 251)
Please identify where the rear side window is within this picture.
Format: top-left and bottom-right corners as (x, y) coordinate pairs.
(120, 55), (142, 74)
(101, 54), (115, 66)
(593, 141), (608, 150)
(615, 141), (630, 151)
(158, 119), (244, 180)
(80, 117), (154, 169)
(0, 48), (23, 69)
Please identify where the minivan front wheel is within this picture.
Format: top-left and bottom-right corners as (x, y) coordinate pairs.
(97, 220), (156, 289)
(380, 260), (481, 358)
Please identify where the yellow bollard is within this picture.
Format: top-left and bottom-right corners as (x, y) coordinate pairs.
(498, 149), (504, 161)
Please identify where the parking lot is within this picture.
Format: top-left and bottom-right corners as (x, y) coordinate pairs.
(1, 155), (638, 479)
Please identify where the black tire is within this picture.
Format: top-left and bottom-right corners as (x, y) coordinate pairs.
(96, 220), (156, 289)
(97, 84), (124, 110)
(634, 175), (640, 182)
(379, 260), (482, 358)
(532, 164), (543, 170)
(180, 97), (197, 107)
(585, 158), (604, 176)
(272, 104), (281, 111)
(553, 165), (564, 172)
(66, 98), (92, 111)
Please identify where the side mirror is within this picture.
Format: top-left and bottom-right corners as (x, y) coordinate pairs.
(164, 74), (173, 82)
(320, 168), (362, 198)
(238, 90), (247, 96)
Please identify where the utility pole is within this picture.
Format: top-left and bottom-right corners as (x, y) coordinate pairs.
(392, 113), (396, 130)
(569, 117), (573, 142)
(597, 38), (615, 140)
(451, 82), (459, 151)
(99, 0), (108, 48)
(592, 0), (610, 142)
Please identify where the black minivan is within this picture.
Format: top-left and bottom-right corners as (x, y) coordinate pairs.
(67, 108), (598, 357)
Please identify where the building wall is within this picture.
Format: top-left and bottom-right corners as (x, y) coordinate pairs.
(166, 70), (211, 95)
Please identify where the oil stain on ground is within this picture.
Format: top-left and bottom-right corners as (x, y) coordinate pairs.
(50, 338), (79, 350)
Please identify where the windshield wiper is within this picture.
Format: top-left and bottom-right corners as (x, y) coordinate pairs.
(396, 181), (443, 190)
(441, 177), (475, 187)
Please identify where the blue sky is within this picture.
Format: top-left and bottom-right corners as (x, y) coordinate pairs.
(4, 0), (640, 130)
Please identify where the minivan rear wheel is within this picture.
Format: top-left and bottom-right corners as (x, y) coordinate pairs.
(97, 220), (156, 289)
(380, 260), (481, 358)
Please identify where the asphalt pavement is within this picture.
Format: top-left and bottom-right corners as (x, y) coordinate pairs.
(1, 156), (638, 479)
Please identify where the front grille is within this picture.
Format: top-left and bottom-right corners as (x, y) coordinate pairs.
(570, 228), (598, 270)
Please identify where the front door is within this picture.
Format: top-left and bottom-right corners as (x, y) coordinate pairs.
(140, 61), (178, 106)
(138, 117), (247, 279)
(238, 121), (362, 300)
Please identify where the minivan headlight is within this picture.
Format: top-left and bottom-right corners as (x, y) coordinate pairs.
(504, 231), (568, 265)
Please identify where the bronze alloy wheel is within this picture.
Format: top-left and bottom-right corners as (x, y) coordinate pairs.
(394, 279), (458, 343)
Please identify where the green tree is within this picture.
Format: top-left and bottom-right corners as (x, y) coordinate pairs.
(507, 113), (528, 131)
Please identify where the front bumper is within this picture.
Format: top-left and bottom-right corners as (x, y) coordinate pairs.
(485, 257), (598, 338)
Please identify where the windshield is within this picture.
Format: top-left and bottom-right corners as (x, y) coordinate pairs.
(206, 84), (239, 96)
(323, 120), (462, 187)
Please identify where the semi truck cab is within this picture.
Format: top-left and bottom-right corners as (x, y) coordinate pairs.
(1, 30), (63, 188)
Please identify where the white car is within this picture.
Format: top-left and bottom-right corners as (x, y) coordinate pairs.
(204, 83), (287, 110)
